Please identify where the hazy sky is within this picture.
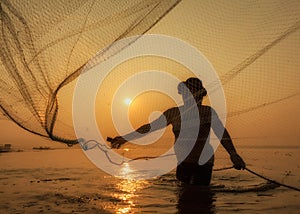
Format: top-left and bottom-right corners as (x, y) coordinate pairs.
(1, 0), (299, 149)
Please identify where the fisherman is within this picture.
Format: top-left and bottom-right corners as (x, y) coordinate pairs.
(109, 77), (245, 185)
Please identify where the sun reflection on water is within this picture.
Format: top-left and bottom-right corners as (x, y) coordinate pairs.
(113, 163), (149, 214)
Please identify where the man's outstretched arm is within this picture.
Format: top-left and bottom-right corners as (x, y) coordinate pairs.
(109, 113), (168, 149)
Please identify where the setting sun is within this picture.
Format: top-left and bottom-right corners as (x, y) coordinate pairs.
(124, 98), (132, 106)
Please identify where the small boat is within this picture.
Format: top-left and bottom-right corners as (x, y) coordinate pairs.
(0, 144), (12, 153)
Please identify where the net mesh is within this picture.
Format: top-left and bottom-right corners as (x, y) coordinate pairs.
(146, 0), (300, 147)
(0, 0), (299, 148)
(0, 0), (180, 144)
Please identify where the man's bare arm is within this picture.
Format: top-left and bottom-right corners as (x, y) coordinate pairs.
(211, 109), (246, 169)
(109, 113), (168, 148)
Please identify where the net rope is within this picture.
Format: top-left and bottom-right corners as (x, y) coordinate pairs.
(81, 139), (300, 192)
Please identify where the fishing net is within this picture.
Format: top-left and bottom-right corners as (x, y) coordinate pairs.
(0, 0), (299, 153)
(0, 0), (180, 144)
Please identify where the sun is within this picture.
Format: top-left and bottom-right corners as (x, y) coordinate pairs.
(124, 98), (132, 106)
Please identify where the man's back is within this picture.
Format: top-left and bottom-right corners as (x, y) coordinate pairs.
(164, 105), (214, 164)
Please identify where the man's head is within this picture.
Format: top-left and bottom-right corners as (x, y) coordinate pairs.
(177, 77), (207, 98)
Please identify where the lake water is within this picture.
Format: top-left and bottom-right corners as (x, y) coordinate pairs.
(1, 147), (299, 213)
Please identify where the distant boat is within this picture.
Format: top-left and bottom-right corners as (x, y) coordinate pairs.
(0, 144), (12, 152)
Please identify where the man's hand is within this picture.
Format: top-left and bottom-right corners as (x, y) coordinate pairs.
(230, 154), (246, 170)
(108, 136), (127, 149)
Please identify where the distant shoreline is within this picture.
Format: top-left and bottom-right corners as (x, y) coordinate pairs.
(32, 146), (53, 150)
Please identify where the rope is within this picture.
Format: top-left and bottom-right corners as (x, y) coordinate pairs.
(81, 139), (124, 165)
(82, 139), (232, 167)
(213, 166), (234, 171)
(245, 167), (300, 192)
(81, 140), (300, 192)
(83, 140), (232, 168)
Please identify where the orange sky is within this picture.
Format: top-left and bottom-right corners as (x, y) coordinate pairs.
(0, 0), (299, 149)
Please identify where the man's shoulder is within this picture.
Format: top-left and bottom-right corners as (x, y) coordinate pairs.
(164, 106), (180, 114)
(163, 106), (181, 118)
(164, 105), (215, 115)
(199, 105), (216, 116)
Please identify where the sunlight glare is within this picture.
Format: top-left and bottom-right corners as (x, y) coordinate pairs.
(124, 98), (132, 106)
(114, 178), (149, 214)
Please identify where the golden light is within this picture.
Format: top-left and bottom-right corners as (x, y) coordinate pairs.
(120, 163), (132, 177)
(124, 98), (132, 106)
(114, 177), (149, 214)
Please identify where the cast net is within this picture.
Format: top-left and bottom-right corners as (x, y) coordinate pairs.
(0, 0), (299, 154)
(0, 0), (180, 144)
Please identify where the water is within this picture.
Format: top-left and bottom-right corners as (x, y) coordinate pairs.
(1, 147), (299, 213)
